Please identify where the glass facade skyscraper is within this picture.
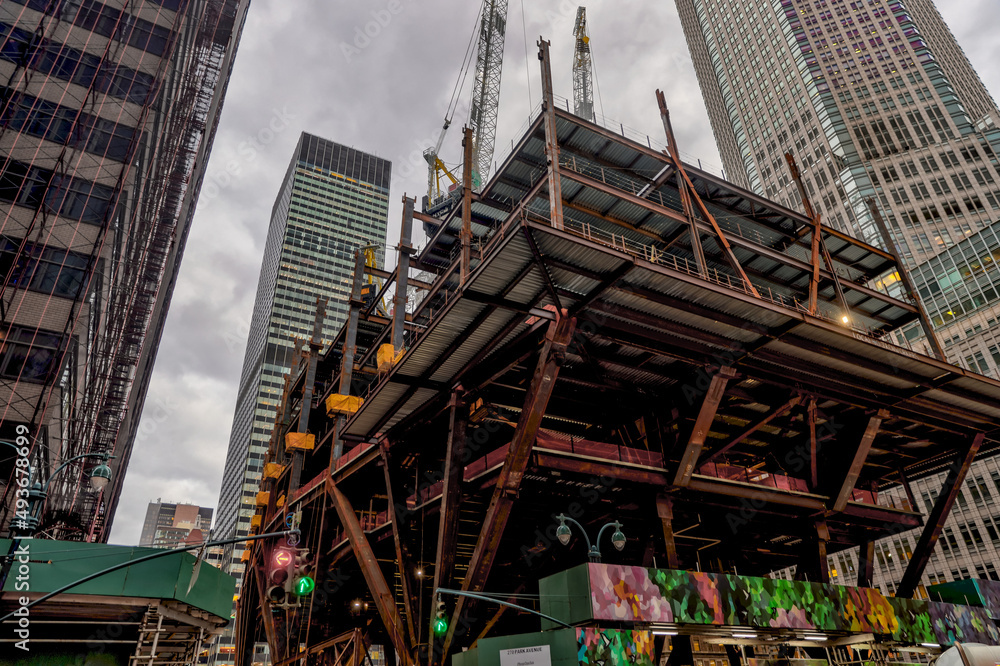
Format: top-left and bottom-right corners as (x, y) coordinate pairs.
(211, 132), (390, 663)
(675, 0), (1000, 596)
(0, 0), (250, 541)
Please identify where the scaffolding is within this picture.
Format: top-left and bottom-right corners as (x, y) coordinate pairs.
(0, 0), (249, 541)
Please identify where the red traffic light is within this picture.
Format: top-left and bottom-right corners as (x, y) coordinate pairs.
(273, 550), (292, 568)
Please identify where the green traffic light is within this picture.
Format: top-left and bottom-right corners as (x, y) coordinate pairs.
(294, 576), (315, 596)
(434, 617), (448, 636)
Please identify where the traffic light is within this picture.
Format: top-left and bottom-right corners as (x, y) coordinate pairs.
(292, 548), (314, 597)
(433, 595), (448, 636)
(266, 548), (294, 606)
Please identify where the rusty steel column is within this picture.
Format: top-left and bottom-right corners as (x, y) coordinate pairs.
(538, 39), (564, 230)
(292, 298), (326, 490)
(461, 128), (475, 283)
(327, 477), (413, 666)
(866, 198), (948, 361)
(394, 196), (415, 350)
(897, 432), (985, 597)
(431, 389), (468, 646)
(808, 399), (819, 490)
(656, 90), (759, 298)
(858, 540), (876, 587)
(332, 249), (368, 464)
(786, 152), (851, 322)
(833, 409), (888, 511)
(674, 367), (737, 487)
(657, 89), (706, 276)
(656, 495), (680, 569)
(443, 312), (576, 657)
(898, 466), (919, 512)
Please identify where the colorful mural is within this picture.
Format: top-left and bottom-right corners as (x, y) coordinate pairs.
(586, 564), (999, 646)
(576, 628), (654, 666)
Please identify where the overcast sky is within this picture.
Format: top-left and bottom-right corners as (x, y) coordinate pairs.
(107, 0), (1000, 544)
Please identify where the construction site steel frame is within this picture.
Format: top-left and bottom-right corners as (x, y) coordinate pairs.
(235, 40), (1000, 666)
(0, 0), (249, 541)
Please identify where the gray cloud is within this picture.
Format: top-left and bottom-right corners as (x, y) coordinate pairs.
(107, 0), (1000, 544)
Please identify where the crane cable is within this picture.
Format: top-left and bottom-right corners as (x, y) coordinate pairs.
(444, 0), (488, 129)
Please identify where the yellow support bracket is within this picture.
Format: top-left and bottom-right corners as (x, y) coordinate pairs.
(326, 394), (364, 417)
(377, 344), (405, 374)
(263, 462), (285, 479)
(285, 432), (315, 451)
(255, 491), (270, 507)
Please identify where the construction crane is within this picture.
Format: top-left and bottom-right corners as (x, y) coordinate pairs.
(425, 0), (509, 205)
(572, 7), (595, 122)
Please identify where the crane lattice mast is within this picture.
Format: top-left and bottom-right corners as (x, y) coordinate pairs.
(469, 0), (508, 185)
(572, 7), (595, 122)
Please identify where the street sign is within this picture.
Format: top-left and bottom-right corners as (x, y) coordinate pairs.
(499, 645), (551, 666)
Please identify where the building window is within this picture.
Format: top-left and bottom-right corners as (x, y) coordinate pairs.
(1, 237), (89, 298)
(0, 325), (66, 383)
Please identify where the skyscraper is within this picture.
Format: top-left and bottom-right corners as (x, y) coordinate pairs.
(139, 500), (213, 549)
(0, 0), (250, 541)
(675, 0), (1000, 367)
(676, 0), (1000, 594)
(211, 133), (390, 663)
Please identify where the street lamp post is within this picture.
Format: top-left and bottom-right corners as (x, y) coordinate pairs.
(0, 448), (115, 590)
(555, 514), (626, 562)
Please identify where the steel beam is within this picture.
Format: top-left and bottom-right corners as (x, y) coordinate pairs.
(808, 399), (819, 490)
(538, 39), (564, 229)
(896, 432), (985, 598)
(674, 367), (737, 487)
(443, 313), (576, 657)
(431, 390), (468, 646)
(833, 410), (888, 511)
(703, 396), (802, 464)
(326, 477), (413, 665)
(380, 443), (418, 650)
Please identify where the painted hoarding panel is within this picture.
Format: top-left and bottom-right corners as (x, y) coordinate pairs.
(576, 629), (654, 666)
(586, 564), (998, 646)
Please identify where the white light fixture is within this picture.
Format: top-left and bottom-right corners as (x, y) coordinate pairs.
(653, 631), (679, 636)
(920, 643), (940, 648)
(732, 633), (757, 639)
(804, 635), (826, 642)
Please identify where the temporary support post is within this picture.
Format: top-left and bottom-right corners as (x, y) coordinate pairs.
(858, 540), (876, 587)
(808, 399), (819, 490)
(866, 198), (948, 361)
(657, 89), (706, 276)
(291, 298), (326, 490)
(380, 443), (418, 650)
(703, 395), (801, 464)
(431, 389), (468, 647)
(656, 495), (680, 568)
(897, 432), (984, 597)
(394, 197), (415, 351)
(786, 153), (852, 321)
(443, 313), (576, 657)
(833, 409), (887, 511)
(898, 466), (918, 512)
(461, 128), (475, 283)
(674, 367), (737, 487)
(538, 39), (564, 230)
(655, 90), (759, 298)
(332, 250), (368, 464)
(327, 477), (413, 666)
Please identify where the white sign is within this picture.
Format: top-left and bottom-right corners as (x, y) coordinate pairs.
(499, 645), (552, 666)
